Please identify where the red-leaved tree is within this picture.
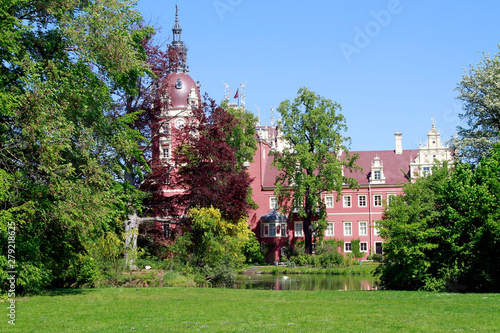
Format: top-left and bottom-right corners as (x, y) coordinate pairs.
(149, 98), (255, 223)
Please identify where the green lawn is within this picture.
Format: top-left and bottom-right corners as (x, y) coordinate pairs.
(4, 287), (499, 332)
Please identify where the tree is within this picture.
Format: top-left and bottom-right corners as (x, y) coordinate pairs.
(0, 0), (152, 292)
(452, 46), (500, 164)
(272, 87), (360, 255)
(377, 147), (500, 292)
(170, 98), (256, 222)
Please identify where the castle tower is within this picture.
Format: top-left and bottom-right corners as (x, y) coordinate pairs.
(153, 6), (201, 164)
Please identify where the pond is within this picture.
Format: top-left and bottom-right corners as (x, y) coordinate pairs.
(235, 273), (378, 291)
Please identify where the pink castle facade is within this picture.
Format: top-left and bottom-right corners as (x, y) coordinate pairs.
(247, 124), (452, 262)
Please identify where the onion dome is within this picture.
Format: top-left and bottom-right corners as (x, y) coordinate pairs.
(161, 73), (201, 110)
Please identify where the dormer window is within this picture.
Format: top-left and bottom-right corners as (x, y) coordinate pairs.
(370, 155), (385, 184)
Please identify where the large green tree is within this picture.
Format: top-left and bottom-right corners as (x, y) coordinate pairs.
(0, 0), (151, 292)
(272, 88), (360, 255)
(453, 46), (500, 164)
(378, 146), (500, 292)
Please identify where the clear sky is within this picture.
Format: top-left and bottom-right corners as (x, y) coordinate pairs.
(136, 0), (500, 151)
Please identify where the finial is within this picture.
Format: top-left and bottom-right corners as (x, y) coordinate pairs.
(256, 106), (260, 126)
(270, 107), (275, 126)
(431, 117), (435, 128)
(240, 82), (246, 109)
(223, 81), (229, 101)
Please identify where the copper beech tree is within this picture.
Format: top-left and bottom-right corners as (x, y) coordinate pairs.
(172, 98), (255, 222)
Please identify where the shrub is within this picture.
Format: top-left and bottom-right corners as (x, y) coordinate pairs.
(242, 233), (265, 264)
(204, 261), (236, 287)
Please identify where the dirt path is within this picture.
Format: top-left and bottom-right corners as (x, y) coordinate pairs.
(242, 266), (264, 275)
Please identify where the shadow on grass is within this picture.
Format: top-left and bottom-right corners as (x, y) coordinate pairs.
(39, 287), (97, 297)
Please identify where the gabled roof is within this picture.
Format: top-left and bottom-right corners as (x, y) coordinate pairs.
(261, 149), (419, 188)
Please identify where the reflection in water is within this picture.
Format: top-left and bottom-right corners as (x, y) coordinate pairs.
(236, 274), (377, 291)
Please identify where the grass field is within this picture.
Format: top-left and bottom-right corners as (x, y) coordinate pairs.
(3, 287), (499, 332)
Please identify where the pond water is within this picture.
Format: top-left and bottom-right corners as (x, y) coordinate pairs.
(235, 273), (378, 291)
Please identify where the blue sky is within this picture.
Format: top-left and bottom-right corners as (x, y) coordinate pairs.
(136, 0), (500, 151)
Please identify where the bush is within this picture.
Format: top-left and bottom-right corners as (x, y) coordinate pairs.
(242, 233), (265, 264)
(319, 251), (343, 268)
(370, 254), (384, 263)
(15, 262), (51, 294)
(204, 261), (236, 287)
(288, 254), (310, 267)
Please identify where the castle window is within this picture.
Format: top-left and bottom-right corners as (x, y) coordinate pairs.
(344, 221), (352, 236)
(161, 145), (170, 159)
(345, 242), (352, 252)
(325, 195), (334, 208)
(358, 195), (367, 207)
(325, 222), (334, 237)
(294, 221), (303, 237)
(359, 221), (368, 236)
(269, 196), (278, 210)
(343, 195), (351, 208)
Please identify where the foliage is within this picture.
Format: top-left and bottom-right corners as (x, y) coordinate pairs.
(272, 87), (360, 254)
(452, 46), (500, 164)
(0, 0), (151, 293)
(220, 101), (259, 167)
(242, 233), (265, 264)
(377, 146), (500, 292)
(350, 239), (363, 260)
(286, 239), (344, 268)
(203, 259), (237, 288)
(153, 99), (256, 221)
(168, 207), (251, 270)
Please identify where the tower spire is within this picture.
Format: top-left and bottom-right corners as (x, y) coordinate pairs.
(170, 5), (188, 74)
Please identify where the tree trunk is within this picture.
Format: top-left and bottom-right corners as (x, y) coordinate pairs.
(124, 211), (175, 270)
(304, 189), (313, 255)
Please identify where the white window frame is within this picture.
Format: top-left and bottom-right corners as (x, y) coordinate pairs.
(269, 224), (276, 237)
(360, 242), (368, 252)
(294, 221), (303, 237)
(343, 221), (352, 236)
(374, 170), (381, 180)
(387, 193), (396, 206)
(373, 221), (380, 236)
(358, 194), (367, 207)
(161, 144), (170, 159)
(269, 196), (278, 210)
(261, 222), (287, 238)
(359, 221), (368, 236)
(325, 222), (334, 237)
(280, 223), (287, 237)
(343, 195), (352, 208)
(344, 242), (352, 252)
(373, 194), (382, 207)
(325, 195), (334, 208)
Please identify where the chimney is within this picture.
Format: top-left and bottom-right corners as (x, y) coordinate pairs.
(395, 132), (403, 154)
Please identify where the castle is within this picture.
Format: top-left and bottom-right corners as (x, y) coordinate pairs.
(153, 8), (454, 261)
